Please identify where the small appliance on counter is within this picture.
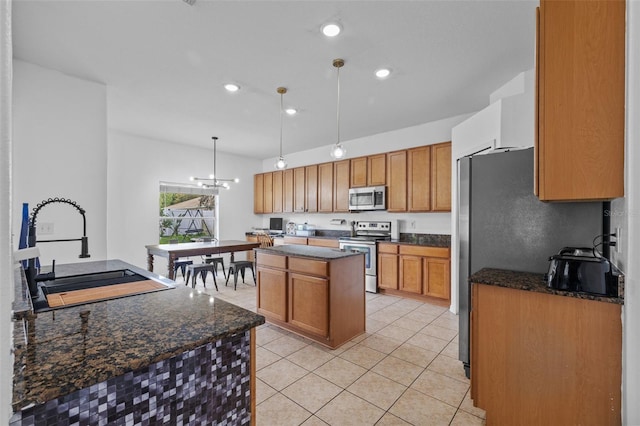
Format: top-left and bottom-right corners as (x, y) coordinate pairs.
(296, 224), (316, 237)
(269, 217), (284, 235)
(286, 222), (296, 235)
(546, 247), (620, 297)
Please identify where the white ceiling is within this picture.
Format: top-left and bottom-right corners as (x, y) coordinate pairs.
(11, 0), (538, 159)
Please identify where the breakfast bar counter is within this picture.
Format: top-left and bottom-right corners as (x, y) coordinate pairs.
(11, 259), (264, 425)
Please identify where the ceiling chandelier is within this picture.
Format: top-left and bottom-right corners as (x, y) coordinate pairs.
(190, 136), (239, 190)
(275, 87), (288, 170)
(330, 58), (347, 160)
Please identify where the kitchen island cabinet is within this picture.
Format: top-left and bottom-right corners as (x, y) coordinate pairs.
(470, 269), (622, 425)
(11, 260), (264, 425)
(255, 245), (365, 349)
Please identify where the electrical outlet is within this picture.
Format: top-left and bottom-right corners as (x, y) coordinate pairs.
(615, 227), (621, 254)
(38, 222), (54, 235)
(410, 220), (416, 229)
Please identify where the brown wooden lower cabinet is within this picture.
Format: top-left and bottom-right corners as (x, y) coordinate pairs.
(471, 283), (622, 425)
(255, 250), (365, 348)
(378, 243), (450, 301)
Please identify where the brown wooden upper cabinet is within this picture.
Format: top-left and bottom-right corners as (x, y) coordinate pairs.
(333, 160), (350, 212)
(431, 142), (452, 211)
(254, 172), (275, 214)
(272, 170), (283, 213)
(535, 0), (624, 201)
(283, 169), (294, 213)
(408, 146), (431, 212)
(350, 154), (386, 188)
(254, 141), (451, 213)
(318, 162), (334, 213)
(305, 165), (318, 213)
(387, 150), (408, 212)
(253, 173), (264, 214)
(293, 167), (305, 213)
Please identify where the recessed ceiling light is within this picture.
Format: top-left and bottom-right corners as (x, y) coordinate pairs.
(321, 23), (341, 37)
(285, 108), (297, 115)
(375, 68), (391, 79)
(224, 83), (240, 92)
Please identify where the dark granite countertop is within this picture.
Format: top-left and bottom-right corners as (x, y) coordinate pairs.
(470, 268), (624, 305)
(247, 230), (451, 247)
(255, 245), (364, 260)
(12, 259), (265, 412)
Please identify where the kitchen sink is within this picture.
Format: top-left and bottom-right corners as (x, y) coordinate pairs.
(33, 269), (173, 312)
(40, 269), (148, 294)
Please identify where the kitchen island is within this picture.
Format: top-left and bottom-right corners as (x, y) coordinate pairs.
(254, 245), (365, 349)
(11, 259), (264, 425)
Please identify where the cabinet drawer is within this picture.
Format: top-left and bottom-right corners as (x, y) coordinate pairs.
(284, 236), (308, 245)
(399, 245), (450, 258)
(378, 243), (398, 254)
(256, 253), (287, 269)
(308, 238), (340, 249)
(288, 257), (329, 277)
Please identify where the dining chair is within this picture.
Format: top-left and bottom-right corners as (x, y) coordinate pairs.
(201, 237), (227, 280)
(169, 239), (193, 279)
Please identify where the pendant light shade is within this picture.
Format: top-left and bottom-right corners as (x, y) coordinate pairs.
(189, 136), (239, 190)
(330, 58), (347, 160)
(275, 87), (288, 170)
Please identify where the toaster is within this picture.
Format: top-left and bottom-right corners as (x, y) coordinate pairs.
(546, 247), (619, 296)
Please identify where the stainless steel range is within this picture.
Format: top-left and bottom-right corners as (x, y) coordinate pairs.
(339, 221), (393, 293)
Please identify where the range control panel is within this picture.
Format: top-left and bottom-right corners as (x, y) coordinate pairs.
(355, 221), (392, 234)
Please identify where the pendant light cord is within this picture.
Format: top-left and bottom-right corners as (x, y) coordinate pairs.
(280, 91), (284, 157)
(336, 65), (341, 145)
(212, 136), (217, 184)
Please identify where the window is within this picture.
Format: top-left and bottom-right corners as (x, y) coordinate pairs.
(159, 182), (218, 243)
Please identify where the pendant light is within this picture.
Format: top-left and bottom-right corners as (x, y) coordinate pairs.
(190, 136), (239, 190)
(275, 87), (288, 170)
(330, 58), (347, 160)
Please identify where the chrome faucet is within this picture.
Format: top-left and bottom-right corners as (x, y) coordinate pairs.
(25, 197), (90, 296)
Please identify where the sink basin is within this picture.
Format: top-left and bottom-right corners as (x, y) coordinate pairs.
(40, 269), (147, 294)
(33, 269), (173, 312)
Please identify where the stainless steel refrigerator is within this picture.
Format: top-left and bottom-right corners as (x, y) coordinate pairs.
(457, 147), (603, 378)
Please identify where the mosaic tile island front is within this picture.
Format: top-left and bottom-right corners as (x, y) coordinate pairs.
(11, 259), (265, 425)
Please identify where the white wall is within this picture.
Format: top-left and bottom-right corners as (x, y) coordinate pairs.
(623, 1), (640, 423)
(0, 0), (12, 421)
(259, 114), (471, 236)
(12, 60), (107, 266)
(107, 130), (263, 274)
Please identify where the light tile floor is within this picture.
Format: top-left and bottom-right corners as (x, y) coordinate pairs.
(174, 268), (486, 425)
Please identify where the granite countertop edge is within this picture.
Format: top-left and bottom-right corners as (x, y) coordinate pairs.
(246, 231), (451, 248)
(12, 259), (265, 412)
(470, 267), (624, 305)
(254, 245), (363, 260)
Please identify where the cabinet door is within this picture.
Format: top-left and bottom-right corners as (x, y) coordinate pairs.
(273, 170), (283, 213)
(431, 142), (451, 212)
(378, 253), (398, 290)
(253, 174), (264, 214)
(263, 172), (274, 214)
(408, 146), (431, 212)
(257, 266), (287, 322)
(367, 153), (387, 186)
(333, 159), (350, 212)
(423, 258), (450, 300)
(350, 156), (367, 188)
(536, 0), (624, 201)
(318, 162), (334, 213)
(283, 169), (294, 213)
(288, 273), (329, 337)
(399, 255), (422, 293)
(387, 150), (408, 212)
(305, 165), (318, 213)
(293, 167), (306, 213)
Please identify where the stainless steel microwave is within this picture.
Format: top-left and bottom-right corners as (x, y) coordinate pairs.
(348, 186), (386, 211)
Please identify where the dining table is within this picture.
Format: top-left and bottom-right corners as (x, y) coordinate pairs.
(145, 240), (260, 280)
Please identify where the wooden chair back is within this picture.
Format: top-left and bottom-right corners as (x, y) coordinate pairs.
(257, 233), (274, 248)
